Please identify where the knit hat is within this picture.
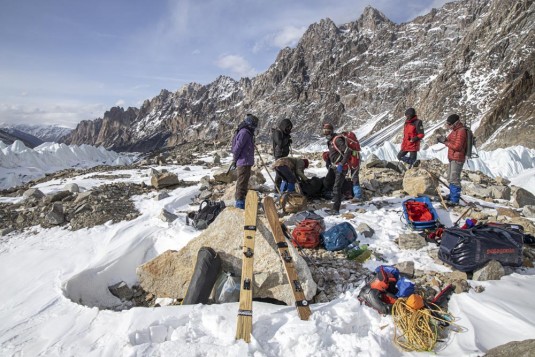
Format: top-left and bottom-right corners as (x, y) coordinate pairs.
(447, 114), (460, 125)
(322, 123), (334, 131)
(404, 108), (416, 118)
(245, 114), (259, 128)
(302, 159), (309, 168)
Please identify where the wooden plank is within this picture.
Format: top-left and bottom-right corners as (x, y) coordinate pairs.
(262, 196), (312, 321)
(235, 190), (259, 343)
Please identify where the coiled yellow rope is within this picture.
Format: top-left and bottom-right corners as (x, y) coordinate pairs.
(392, 298), (461, 352)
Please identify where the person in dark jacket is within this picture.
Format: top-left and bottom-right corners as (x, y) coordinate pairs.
(397, 108), (424, 168)
(231, 113), (259, 209)
(272, 118), (293, 190)
(437, 114), (467, 205)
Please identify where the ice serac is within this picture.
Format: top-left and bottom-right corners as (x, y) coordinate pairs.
(61, 0), (534, 152)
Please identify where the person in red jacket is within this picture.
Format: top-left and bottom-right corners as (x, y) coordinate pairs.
(397, 108), (425, 168)
(437, 114), (467, 205)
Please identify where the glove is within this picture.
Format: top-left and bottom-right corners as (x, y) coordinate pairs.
(410, 137), (419, 142)
(336, 164), (343, 173)
(436, 136), (446, 144)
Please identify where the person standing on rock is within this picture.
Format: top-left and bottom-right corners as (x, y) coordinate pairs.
(272, 157), (309, 193)
(397, 108), (425, 168)
(272, 118), (293, 191)
(231, 113), (259, 209)
(437, 114), (467, 205)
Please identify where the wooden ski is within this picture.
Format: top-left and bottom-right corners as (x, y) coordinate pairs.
(263, 196), (312, 321)
(235, 190), (259, 343)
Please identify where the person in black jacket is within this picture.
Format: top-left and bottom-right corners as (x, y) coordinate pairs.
(272, 118), (293, 190)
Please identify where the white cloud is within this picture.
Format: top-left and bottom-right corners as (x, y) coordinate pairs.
(272, 25), (307, 48)
(215, 55), (257, 78)
(115, 99), (125, 106)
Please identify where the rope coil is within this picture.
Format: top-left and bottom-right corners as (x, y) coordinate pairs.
(391, 298), (462, 352)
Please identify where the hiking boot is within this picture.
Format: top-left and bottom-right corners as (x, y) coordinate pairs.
(412, 160), (421, 168)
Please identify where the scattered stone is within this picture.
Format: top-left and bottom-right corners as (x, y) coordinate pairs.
(64, 183), (80, 193)
(522, 205), (535, 218)
(511, 187), (535, 208)
(45, 203), (65, 225)
(159, 209), (178, 223)
(484, 339), (535, 357)
(398, 233), (427, 250)
(496, 207), (522, 218)
(108, 281), (134, 300)
(155, 192), (170, 201)
(151, 172), (180, 189)
(357, 223), (375, 238)
(472, 260), (505, 281)
(395, 261), (415, 278)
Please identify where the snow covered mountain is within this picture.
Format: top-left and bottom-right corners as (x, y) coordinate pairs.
(62, 0), (534, 152)
(2, 123), (73, 143)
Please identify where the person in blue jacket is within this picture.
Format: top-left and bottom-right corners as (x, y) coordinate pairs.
(231, 113), (259, 209)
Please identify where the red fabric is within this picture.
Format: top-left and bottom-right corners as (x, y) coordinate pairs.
(446, 121), (468, 161)
(291, 219), (323, 248)
(405, 201), (433, 222)
(401, 116), (425, 152)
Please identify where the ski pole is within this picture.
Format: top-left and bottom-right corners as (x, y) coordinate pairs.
(453, 205), (473, 227)
(254, 142), (281, 195)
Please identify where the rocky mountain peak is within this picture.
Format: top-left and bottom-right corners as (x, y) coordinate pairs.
(62, 0), (535, 152)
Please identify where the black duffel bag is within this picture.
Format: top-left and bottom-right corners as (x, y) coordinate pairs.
(438, 224), (524, 272)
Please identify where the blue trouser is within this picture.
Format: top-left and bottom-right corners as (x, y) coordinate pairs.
(397, 150), (417, 165)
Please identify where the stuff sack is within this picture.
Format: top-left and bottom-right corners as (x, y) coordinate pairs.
(182, 247), (221, 305)
(187, 200), (226, 229)
(438, 224), (524, 272)
(320, 222), (358, 251)
(292, 219), (324, 249)
(402, 196), (439, 230)
(280, 192), (307, 213)
(285, 210), (325, 230)
(300, 176), (324, 198)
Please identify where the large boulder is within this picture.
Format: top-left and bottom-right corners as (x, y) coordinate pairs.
(402, 168), (436, 196)
(151, 172), (180, 189)
(511, 187), (535, 208)
(360, 167), (403, 196)
(137, 207), (317, 305)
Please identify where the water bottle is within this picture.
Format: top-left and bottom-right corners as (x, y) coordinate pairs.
(346, 243), (367, 260)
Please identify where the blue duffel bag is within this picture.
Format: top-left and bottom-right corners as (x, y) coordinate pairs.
(320, 222), (358, 251)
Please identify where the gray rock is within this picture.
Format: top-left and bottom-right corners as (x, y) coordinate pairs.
(402, 168), (436, 197)
(108, 281), (134, 300)
(489, 185), (511, 200)
(484, 339), (535, 357)
(64, 183), (80, 193)
(151, 172), (179, 189)
(522, 205), (535, 218)
(23, 188), (45, 200)
(0, 227), (15, 236)
(395, 261), (415, 278)
(357, 223), (375, 238)
(158, 209), (178, 223)
(512, 187), (535, 208)
(398, 233), (427, 250)
(155, 192), (170, 201)
(137, 208), (316, 306)
(472, 260), (505, 281)
(45, 203), (65, 225)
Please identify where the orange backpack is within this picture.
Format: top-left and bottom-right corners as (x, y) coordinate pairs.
(291, 219), (324, 249)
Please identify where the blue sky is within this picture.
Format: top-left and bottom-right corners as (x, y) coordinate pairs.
(0, 0), (449, 128)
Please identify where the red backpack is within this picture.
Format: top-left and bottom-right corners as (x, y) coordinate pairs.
(333, 131), (361, 169)
(291, 219), (324, 248)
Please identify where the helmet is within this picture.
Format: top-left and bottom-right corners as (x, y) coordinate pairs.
(322, 123), (333, 136)
(404, 108), (416, 118)
(302, 159), (309, 168)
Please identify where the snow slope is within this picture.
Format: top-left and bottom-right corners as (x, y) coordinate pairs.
(1, 144), (535, 356)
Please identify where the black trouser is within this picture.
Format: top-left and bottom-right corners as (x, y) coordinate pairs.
(323, 167), (335, 193)
(397, 150), (417, 165)
(235, 165), (252, 201)
(274, 166), (297, 184)
(332, 169), (348, 212)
